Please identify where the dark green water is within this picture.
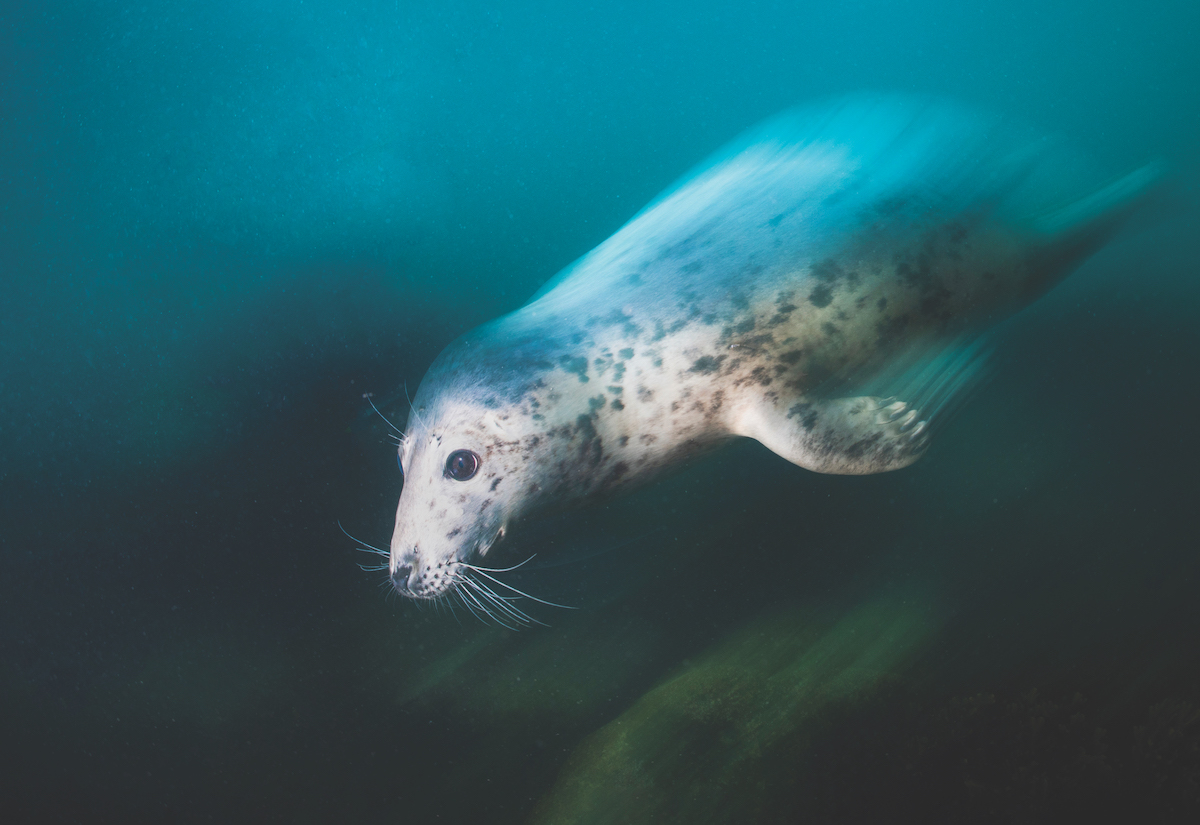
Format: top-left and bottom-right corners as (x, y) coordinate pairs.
(2, 2), (1199, 822)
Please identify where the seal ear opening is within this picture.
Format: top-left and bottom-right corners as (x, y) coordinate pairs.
(483, 411), (507, 435)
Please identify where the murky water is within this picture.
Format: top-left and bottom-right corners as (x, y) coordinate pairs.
(3, 2), (1198, 822)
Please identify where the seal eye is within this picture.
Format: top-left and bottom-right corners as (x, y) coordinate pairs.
(444, 449), (480, 481)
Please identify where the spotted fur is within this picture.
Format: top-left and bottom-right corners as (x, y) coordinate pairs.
(387, 95), (1158, 602)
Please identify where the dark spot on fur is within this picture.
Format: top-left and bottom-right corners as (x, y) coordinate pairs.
(787, 402), (820, 432)
(822, 321), (841, 337)
(612, 398), (625, 411)
(809, 283), (833, 308)
(733, 317), (756, 335)
(589, 395), (607, 412)
(575, 414), (603, 466)
(619, 348), (634, 359)
(729, 334), (775, 355)
(877, 296), (888, 310)
(768, 300), (798, 326)
(780, 349), (804, 364)
(690, 355), (725, 374)
(619, 435), (629, 447)
(750, 366), (773, 386)
(637, 386), (654, 402)
(844, 432), (883, 460)
(598, 460), (631, 492)
(560, 355), (589, 382)
(592, 308), (642, 338)
(489, 477), (502, 492)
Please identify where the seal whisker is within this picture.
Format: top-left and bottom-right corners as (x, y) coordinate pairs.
(363, 392), (407, 441)
(460, 555), (538, 574)
(458, 573), (532, 626)
(455, 568), (523, 601)
(468, 568), (579, 610)
(338, 522), (390, 557)
(358, 562), (389, 572)
(464, 583), (530, 628)
(455, 577), (520, 629)
(452, 584), (492, 626)
(463, 572), (547, 627)
(401, 382), (429, 436)
(455, 588), (487, 624)
(441, 592), (463, 626)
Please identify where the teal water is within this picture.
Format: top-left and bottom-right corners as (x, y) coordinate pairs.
(2, 1), (1198, 822)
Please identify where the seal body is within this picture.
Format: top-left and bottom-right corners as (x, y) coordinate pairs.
(387, 95), (1156, 602)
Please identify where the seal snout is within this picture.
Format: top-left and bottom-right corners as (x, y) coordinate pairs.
(389, 547), (456, 600)
(390, 562), (414, 596)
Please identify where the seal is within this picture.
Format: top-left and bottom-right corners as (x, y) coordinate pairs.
(384, 95), (1157, 614)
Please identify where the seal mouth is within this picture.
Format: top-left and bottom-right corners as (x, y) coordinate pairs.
(390, 524), (506, 599)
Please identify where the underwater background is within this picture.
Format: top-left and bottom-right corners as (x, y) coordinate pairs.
(2, 1), (1199, 822)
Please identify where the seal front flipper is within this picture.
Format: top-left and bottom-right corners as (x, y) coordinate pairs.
(734, 395), (930, 476)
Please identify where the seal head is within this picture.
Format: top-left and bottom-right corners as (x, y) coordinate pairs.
(388, 327), (550, 598)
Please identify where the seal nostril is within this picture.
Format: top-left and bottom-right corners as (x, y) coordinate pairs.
(391, 565), (413, 593)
